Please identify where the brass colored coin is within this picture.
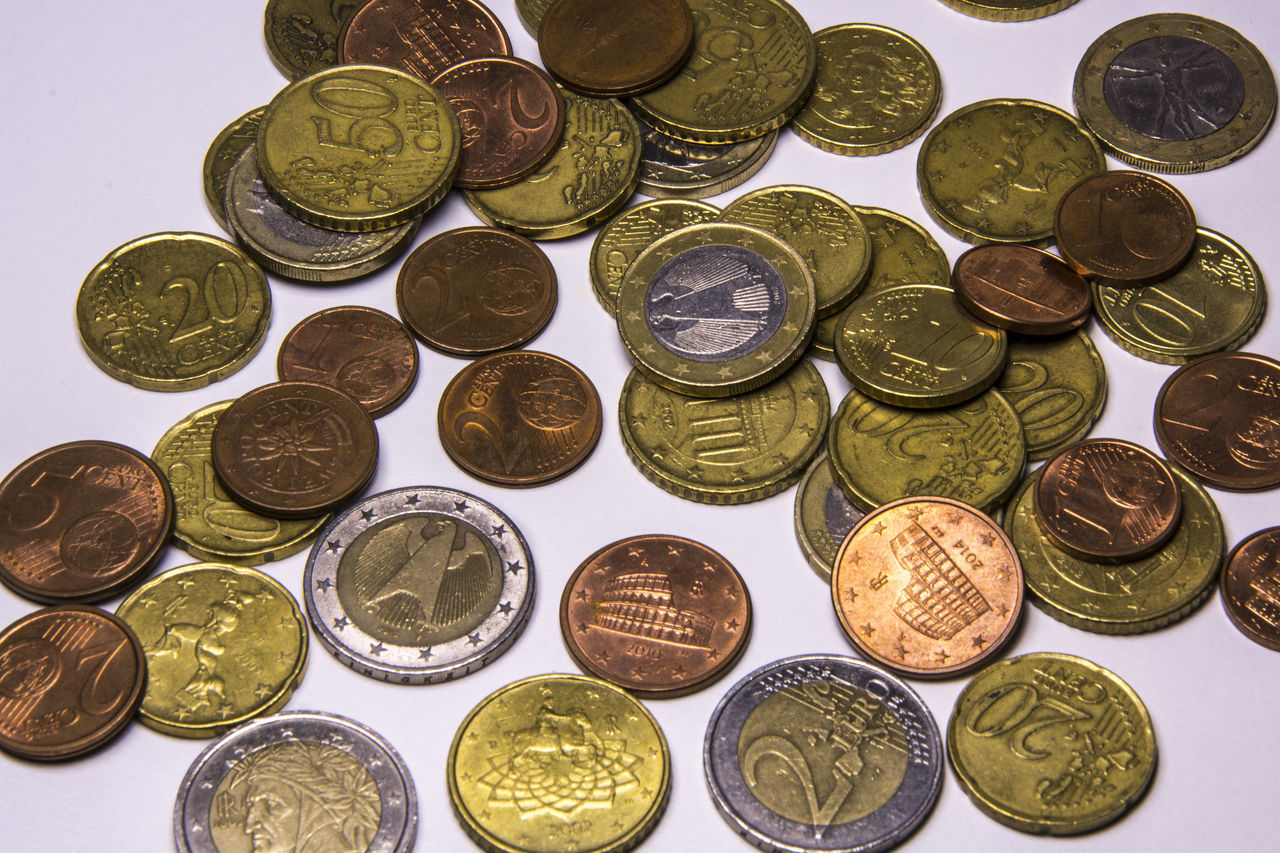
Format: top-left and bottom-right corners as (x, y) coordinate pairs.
(257, 65), (460, 232)
(791, 23), (942, 157)
(0, 441), (173, 604)
(589, 199), (720, 313)
(616, 222), (815, 398)
(448, 673), (670, 852)
(1092, 227), (1267, 364)
(620, 359), (830, 504)
(918, 99), (1105, 245)
(1006, 466), (1223, 634)
(437, 351), (602, 487)
(1221, 526), (1280, 651)
(793, 451), (865, 583)
(116, 563), (307, 738)
(560, 535), (750, 697)
(953, 245), (1092, 336)
(832, 497), (1023, 678)
(828, 386), (1026, 513)
(630, 0), (816, 143)
(636, 118), (778, 199)
(947, 652), (1157, 834)
(397, 227), (558, 356)
(338, 0), (511, 81)
(152, 401), (329, 566)
(835, 283), (1008, 408)
(76, 232), (270, 391)
(937, 0), (1079, 21)
(720, 185), (872, 319)
(465, 90), (641, 240)
(806, 313), (839, 362)
(201, 106), (264, 231)
(997, 330), (1107, 461)
(852, 205), (951, 294)
(263, 0), (361, 79)
(515, 0), (554, 36)
(1073, 13), (1277, 173)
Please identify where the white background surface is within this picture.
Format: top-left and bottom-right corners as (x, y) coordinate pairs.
(1, 1), (1277, 851)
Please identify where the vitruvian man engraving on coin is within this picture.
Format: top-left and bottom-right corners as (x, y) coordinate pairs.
(1104, 36), (1244, 141)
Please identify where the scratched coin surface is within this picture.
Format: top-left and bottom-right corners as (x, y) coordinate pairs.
(997, 330), (1108, 461)
(1221, 526), (1280, 651)
(0, 606), (145, 761)
(338, 0), (511, 81)
(952, 245), (1092, 336)
(263, 0), (362, 79)
(636, 118), (778, 199)
(794, 451), (866, 583)
(704, 654), (942, 853)
(947, 652), (1157, 834)
(202, 106), (264, 231)
(590, 199), (720, 313)
(0, 440), (173, 604)
(438, 351), (602, 487)
(304, 486), (534, 684)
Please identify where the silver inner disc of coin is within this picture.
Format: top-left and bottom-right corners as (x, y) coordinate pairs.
(1103, 35), (1244, 141)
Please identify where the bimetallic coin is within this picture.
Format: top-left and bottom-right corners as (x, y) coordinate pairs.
(794, 451), (866, 583)
(637, 118), (778, 199)
(116, 563), (307, 738)
(1074, 14), (1277, 173)
(0, 440), (173, 604)
(201, 106), (264, 231)
(76, 232), (270, 391)
(704, 654), (942, 853)
(997, 330), (1107, 461)
(852, 206), (951, 295)
(1222, 527), (1280, 651)
(263, 0), (361, 79)
(948, 653), (1157, 834)
(0, 606), (145, 761)
(174, 711), (417, 853)
(938, 0), (1079, 21)
(304, 487), (533, 684)
(590, 199), (720, 313)
(953, 245), (1092, 336)
(339, 0), (511, 81)
(448, 673), (670, 853)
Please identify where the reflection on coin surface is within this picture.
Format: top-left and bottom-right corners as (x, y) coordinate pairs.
(794, 451), (866, 583)
(636, 118), (778, 199)
(1222, 526), (1280, 651)
(538, 0), (693, 97)
(304, 486), (534, 683)
(338, 0), (510, 81)
(953, 245), (1092, 335)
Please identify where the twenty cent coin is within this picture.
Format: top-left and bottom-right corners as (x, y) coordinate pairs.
(1221, 526), (1280, 651)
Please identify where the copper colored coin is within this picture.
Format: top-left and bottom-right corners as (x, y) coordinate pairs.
(1154, 352), (1280, 491)
(1054, 170), (1197, 284)
(0, 606), (145, 761)
(0, 441), (173, 604)
(952, 244), (1091, 335)
(277, 305), (419, 417)
(432, 57), (565, 190)
(1222, 526), (1280, 651)
(437, 350), (602, 486)
(538, 0), (695, 97)
(338, 0), (511, 81)
(1034, 438), (1182, 562)
(212, 381), (378, 518)
(397, 226), (557, 356)
(831, 497), (1022, 678)
(560, 534), (750, 697)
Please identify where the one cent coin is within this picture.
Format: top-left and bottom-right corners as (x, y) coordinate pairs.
(952, 244), (1092, 335)
(338, 0), (511, 81)
(212, 381), (378, 517)
(1221, 526), (1280, 651)
(396, 227), (557, 357)
(1034, 438), (1182, 562)
(437, 351), (602, 486)
(0, 441), (174, 603)
(560, 535), (750, 697)
(277, 305), (419, 417)
(0, 606), (145, 761)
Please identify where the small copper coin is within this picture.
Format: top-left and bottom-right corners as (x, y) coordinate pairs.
(212, 381), (378, 518)
(831, 497), (1022, 678)
(1054, 170), (1197, 284)
(1222, 526), (1280, 651)
(1154, 352), (1280, 491)
(432, 57), (565, 190)
(560, 534), (750, 697)
(0, 441), (173, 604)
(437, 350), (602, 486)
(1034, 438), (1182, 562)
(0, 606), (145, 761)
(397, 226), (557, 357)
(952, 244), (1091, 335)
(538, 0), (695, 97)
(338, 0), (511, 81)
(277, 305), (419, 417)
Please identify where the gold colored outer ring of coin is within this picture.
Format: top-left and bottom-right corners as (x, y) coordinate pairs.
(115, 562), (308, 738)
(447, 673), (671, 853)
(589, 199), (720, 314)
(637, 126), (779, 200)
(997, 330), (1107, 461)
(794, 450), (865, 582)
(852, 206), (952, 294)
(257, 64), (460, 232)
(947, 652), (1157, 834)
(1073, 14), (1277, 174)
(202, 106), (264, 231)
(791, 23), (942, 157)
(937, 0), (1080, 22)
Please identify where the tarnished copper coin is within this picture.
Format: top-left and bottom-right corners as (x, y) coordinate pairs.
(1054, 171), (1197, 284)
(431, 57), (565, 190)
(397, 226), (557, 357)
(338, 0), (511, 81)
(0, 606), (145, 761)
(538, 0), (695, 97)
(560, 534), (750, 697)
(277, 305), (418, 417)
(1222, 526), (1280, 651)
(1034, 439), (1182, 562)
(831, 497), (1023, 678)
(212, 381), (378, 518)
(437, 350), (602, 486)
(952, 244), (1091, 335)
(1154, 352), (1280, 491)
(0, 441), (173, 604)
